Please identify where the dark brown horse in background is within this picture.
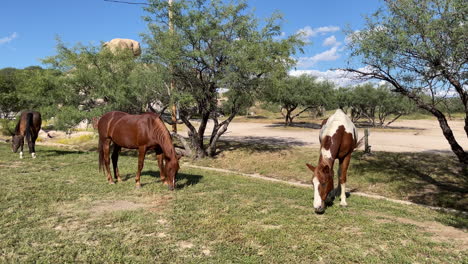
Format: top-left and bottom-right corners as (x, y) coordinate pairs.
(12, 111), (42, 159)
(97, 111), (180, 190)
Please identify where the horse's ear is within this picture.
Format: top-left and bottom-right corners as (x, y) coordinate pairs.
(306, 163), (316, 171)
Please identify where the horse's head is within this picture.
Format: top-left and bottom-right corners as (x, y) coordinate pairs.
(11, 135), (24, 153)
(306, 161), (334, 214)
(165, 155), (181, 191)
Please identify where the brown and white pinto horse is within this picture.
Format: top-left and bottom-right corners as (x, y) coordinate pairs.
(306, 109), (359, 214)
(97, 111), (180, 190)
(12, 111), (42, 159)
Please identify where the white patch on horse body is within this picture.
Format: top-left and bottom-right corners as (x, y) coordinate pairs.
(321, 148), (332, 159)
(320, 109), (356, 143)
(19, 151), (23, 159)
(313, 177), (322, 208)
(340, 183), (347, 206)
(31, 153), (36, 159)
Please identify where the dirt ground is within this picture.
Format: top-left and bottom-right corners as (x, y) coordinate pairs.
(2, 119), (466, 154)
(201, 119), (468, 154)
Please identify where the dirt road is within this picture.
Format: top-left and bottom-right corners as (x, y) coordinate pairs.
(196, 119), (468, 153)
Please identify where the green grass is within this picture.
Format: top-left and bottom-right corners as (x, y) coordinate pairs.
(0, 143), (466, 263)
(190, 141), (468, 211)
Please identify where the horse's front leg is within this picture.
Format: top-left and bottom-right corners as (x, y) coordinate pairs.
(19, 139), (24, 159)
(156, 153), (166, 182)
(338, 154), (352, 207)
(135, 147), (147, 188)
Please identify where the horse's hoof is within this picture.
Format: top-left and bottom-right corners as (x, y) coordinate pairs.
(135, 184), (141, 189)
(340, 202), (348, 207)
(108, 181), (115, 185)
(31, 153), (36, 159)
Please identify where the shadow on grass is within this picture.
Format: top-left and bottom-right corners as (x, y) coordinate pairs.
(216, 138), (306, 155)
(40, 149), (87, 156)
(353, 121), (426, 131)
(266, 122), (322, 129)
(138, 170), (203, 189)
(353, 151), (468, 212)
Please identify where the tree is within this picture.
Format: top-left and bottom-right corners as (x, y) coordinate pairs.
(0, 68), (22, 119)
(262, 74), (334, 126)
(43, 40), (168, 129)
(350, 83), (413, 127)
(344, 0), (468, 164)
(142, 0), (303, 158)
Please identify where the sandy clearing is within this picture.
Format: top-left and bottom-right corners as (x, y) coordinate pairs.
(185, 119), (468, 153)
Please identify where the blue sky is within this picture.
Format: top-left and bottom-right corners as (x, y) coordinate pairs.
(0, 0), (383, 83)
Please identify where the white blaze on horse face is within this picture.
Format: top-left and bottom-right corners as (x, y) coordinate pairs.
(20, 151), (23, 159)
(313, 176), (322, 208)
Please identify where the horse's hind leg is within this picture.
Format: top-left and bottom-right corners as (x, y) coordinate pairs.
(111, 145), (122, 182)
(103, 139), (114, 184)
(156, 153), (166, 182)
(30, 134), (38, 159)
(135, 146), (147, 188)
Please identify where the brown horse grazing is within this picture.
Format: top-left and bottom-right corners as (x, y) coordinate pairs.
(12, 111), (42, 159)
(306, 109), (361, 214)
(97, 111), (180, 190)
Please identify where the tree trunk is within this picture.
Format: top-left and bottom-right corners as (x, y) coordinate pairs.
(283, 105), (296, 126)
(433, 112), (468, 165)
(207, 110), (237, 157)
(180, 114), (208, 159)
(384, 113), (402, 127)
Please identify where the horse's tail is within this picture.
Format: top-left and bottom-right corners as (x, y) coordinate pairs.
(98, 137), (105, 172)
(25, 113), (34, 142)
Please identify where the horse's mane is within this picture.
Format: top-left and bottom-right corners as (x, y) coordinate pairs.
(150, 114), (177, 159)
(14, 119), (21, 134)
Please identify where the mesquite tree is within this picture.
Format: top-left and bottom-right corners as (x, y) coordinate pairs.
(262, 74), (335, 126)
(43, 40), (168, 129)
(142, 0), (303, 158)
(344, 0), (468, 164)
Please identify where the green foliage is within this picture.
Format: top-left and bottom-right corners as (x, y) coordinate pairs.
(0, 66), (61, 120)
(345, 0), (468, 163)
(347, 83), (414, 126)
(262, 74), (335, 125)
(42, 39), (168, 129)
(0, 68), (22, 118)
(0, 118), (16, 136)
(142, 0), (304, 157)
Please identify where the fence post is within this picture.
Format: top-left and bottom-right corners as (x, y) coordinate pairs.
(364, 128), (371, 154)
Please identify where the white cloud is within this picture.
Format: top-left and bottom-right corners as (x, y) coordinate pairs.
(0, 32), (18, 45)
(296, 46), (340, 68)
(297, 26), (340, 41)
(323, 35), (339, 47)
(289, 67), (372, 87)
